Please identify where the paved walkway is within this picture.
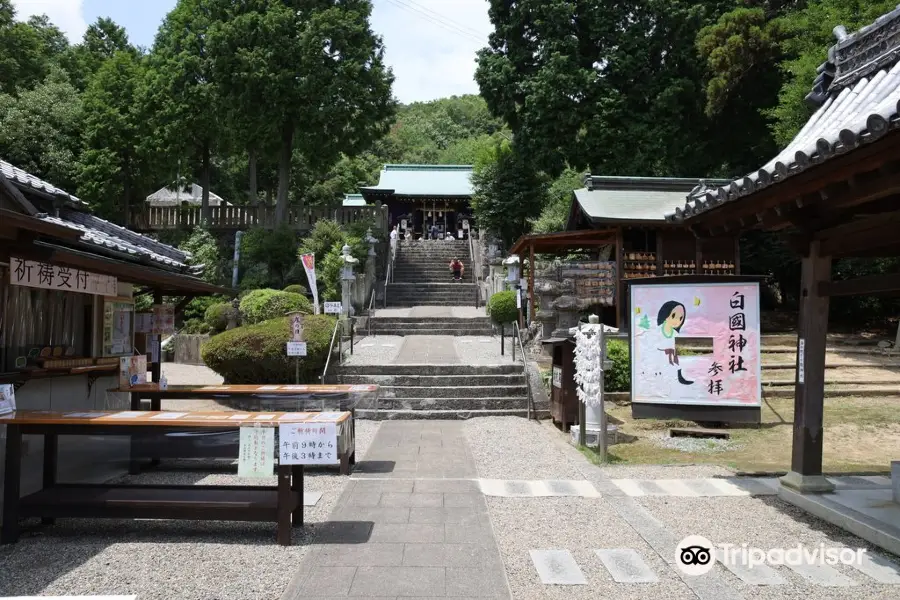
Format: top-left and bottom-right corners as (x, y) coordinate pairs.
(347, 335), (518, 366)
(282, 422), (511, 599)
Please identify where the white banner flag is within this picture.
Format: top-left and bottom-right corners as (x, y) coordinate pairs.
(299, 253), (319, 314)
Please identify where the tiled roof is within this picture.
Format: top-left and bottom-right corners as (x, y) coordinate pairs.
(573, 176), (731, 223)
(343, 193), (367, 207)
(146, 183), (227, 207)
(668, 6), (900, 222)
(0, 159), (84, 205)
(360, 164), (474, 197)
(1, 158), (194, 272)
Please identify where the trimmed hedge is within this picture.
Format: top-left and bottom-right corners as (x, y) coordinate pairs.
(605, 339), (630, 392)
(204, 302), (236, 333)
(239, 289), (312, 324)
(283, 284), (308, 295)
(488, 290), (518, 324)
(201, 314), (336, 384)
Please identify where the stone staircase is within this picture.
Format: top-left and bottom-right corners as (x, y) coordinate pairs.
(386, 240), (476, 307)
(369, 316), (494, 337)
(335, 364), (534, 419)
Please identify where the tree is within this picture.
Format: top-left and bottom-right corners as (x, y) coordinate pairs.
(78, 51), (149, 222)
(210, 0), (395, 224)
(0, 0), (52, 94)
(60, 17), (135, 91)
(471, 140), (549, 248)
(148, 0), (222, 222)
(531, 168), (582, 234)
(476, 0), (751, 178)
(0, 66), (82, 190)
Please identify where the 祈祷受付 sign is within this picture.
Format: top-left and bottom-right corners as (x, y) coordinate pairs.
(9, 257), (117, 296)
(630, 282), (761, 408)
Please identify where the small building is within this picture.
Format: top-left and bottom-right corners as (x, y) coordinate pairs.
(146, 183), (228, 207)
(0, 158), (229, 508)
(511, 175), (741, 328)
(342, 193), (367, 207)
(359, 164), (474, 238)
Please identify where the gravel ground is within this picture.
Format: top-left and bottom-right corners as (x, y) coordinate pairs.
(465, 417), (584, 480)
(648, 432), (745, 454)
(0, 421), (380, 600)
(342, 335), (404, 365)
(455, 336), (522, 365)
(487, 496), (697, 600)
(637, 495), (900, 599)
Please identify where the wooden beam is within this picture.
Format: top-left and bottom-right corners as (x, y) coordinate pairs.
(819, 272), (900, 297)
(817, 211), (900, 256)
(791, 240), (831, 478)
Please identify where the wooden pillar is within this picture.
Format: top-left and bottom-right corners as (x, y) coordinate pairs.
(695, 237), (703, 275)
(782, 240), (833, 493)
(529, 242), (535, 326)
(733, 236), (741, 274)
(615, 228), (624, 328)
(151, 292), (162, 384)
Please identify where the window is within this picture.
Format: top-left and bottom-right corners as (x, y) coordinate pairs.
(1, 266), (92, 371)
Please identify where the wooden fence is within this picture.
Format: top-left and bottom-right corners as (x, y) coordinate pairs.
(131, 204), (388, 235)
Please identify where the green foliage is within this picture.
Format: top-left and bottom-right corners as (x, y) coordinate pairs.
(531, 168), (582, 234)
(239, 289), (311, 325)
(183, 295), (220, 323)
(179, 227), (224, 284)
(201, 314), (336, 384)
(77, 50), (150, 222)
(204, 301), (236, 333)
(0, 1), (56, 94)
(283, 284), (308, 295)
(0, 66), (82, 191)
(471, 140), (549, 247)
(299, 220), (345, 266)
(488, 290), (518, 324)
(241, 226), (301, 289)
(604, 339), (630, 393)
(182, 317), (212, 334)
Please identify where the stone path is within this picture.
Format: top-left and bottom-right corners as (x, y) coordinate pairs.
(373, 306), (488, 319)
(282, 422), (511, 599)
(347, 335), (518, 366)
(526, 546), (900, 587)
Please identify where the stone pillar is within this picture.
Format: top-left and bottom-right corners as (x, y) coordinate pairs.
(551, 295), (580, 337)
(340, 244), (359, 317)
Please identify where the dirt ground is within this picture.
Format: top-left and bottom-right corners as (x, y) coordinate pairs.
(589, 396), (900, 473)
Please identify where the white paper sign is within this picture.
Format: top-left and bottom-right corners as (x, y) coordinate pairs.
(0, 384), (16, 415)
(238, 426), (275, 478)
(552, 366), (562, 389)
(287, 341), (308, 356)
(324, 302), (342, 314)
(516, 290), (522, 308)
(798, 338), (805, 384)
(9, 257), (117, 296)
(278, 422), (339, 465)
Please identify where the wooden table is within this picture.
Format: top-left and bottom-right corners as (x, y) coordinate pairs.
(111, 384), (374, 474)
(0, 410), (352, 546)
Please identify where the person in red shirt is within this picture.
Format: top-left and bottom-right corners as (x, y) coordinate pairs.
(449, 258), (464, 281)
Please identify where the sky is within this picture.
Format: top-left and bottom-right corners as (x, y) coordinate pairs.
(11, 0), (493, 104)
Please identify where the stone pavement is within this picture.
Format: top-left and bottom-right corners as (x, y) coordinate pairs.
(282, 421), (511, 599)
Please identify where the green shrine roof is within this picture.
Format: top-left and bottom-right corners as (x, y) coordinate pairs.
(360, 164), (474, 198)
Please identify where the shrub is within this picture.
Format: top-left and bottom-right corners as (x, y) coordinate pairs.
(205, 302), (236, 332)
(283, 284), (308, 295)
(182, 318), (211, 335)
(239, 289), (312, 324)
(183, 295), (220, 322)
(201, 314), (336, 384)
(605, 339), (630, 392)
(241, 226), (301, 288)
(298, 219), (344, 266)
(488, 290), (518, 324)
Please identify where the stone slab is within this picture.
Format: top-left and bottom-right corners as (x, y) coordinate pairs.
(314, 543), (404, 567)
(849, 552), (900, 584)
(348, 566), (445, 597)
(394, 335), (461, 364)
(304, 491), (323, 506)
(715, 549), (786, 585)
(594, 548), (659, 583)
(784, 562), (857, 586)
(368, 523), (445, 544)
(446, 567), (510, 597)
(529, 549), (587, 585)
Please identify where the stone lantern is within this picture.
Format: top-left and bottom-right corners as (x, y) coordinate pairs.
(503, 255), (521, 290)
(364, 228), (377, 304)
(340, 244), (359, 317)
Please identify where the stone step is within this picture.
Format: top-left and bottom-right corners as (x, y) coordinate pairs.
(379, 385), (528, 399)
(370, 328), (495, 337)
(357, 408), (549, 420)
(369, 318), (491, 326)
(376, 396), (529, 410)
(385, 301), (479, 307)
(338, 374), (525, 386)
(336, 364), (522, 375)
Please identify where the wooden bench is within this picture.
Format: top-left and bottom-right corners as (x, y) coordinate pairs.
(111, 383), (374, 474)
(0, 410), (351, 546)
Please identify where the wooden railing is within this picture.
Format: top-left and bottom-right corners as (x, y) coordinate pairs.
(130, 204), (388, 234)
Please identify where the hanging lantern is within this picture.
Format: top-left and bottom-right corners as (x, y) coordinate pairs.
(438, 211), (443, 217)
(428, 211), (432, 217)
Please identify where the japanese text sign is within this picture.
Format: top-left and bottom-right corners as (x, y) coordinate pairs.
(324, 302), (342, 314)
(152, 304), (175, 334)
(278, 422), (338, 465)
(238, 426), (275, 478)
(9, 257), (117, 296)
(286, 342), (307, 356)
(630, 282), (761, 407)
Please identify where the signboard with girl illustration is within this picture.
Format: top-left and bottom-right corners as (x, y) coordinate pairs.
(630, 282), (761, 408)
